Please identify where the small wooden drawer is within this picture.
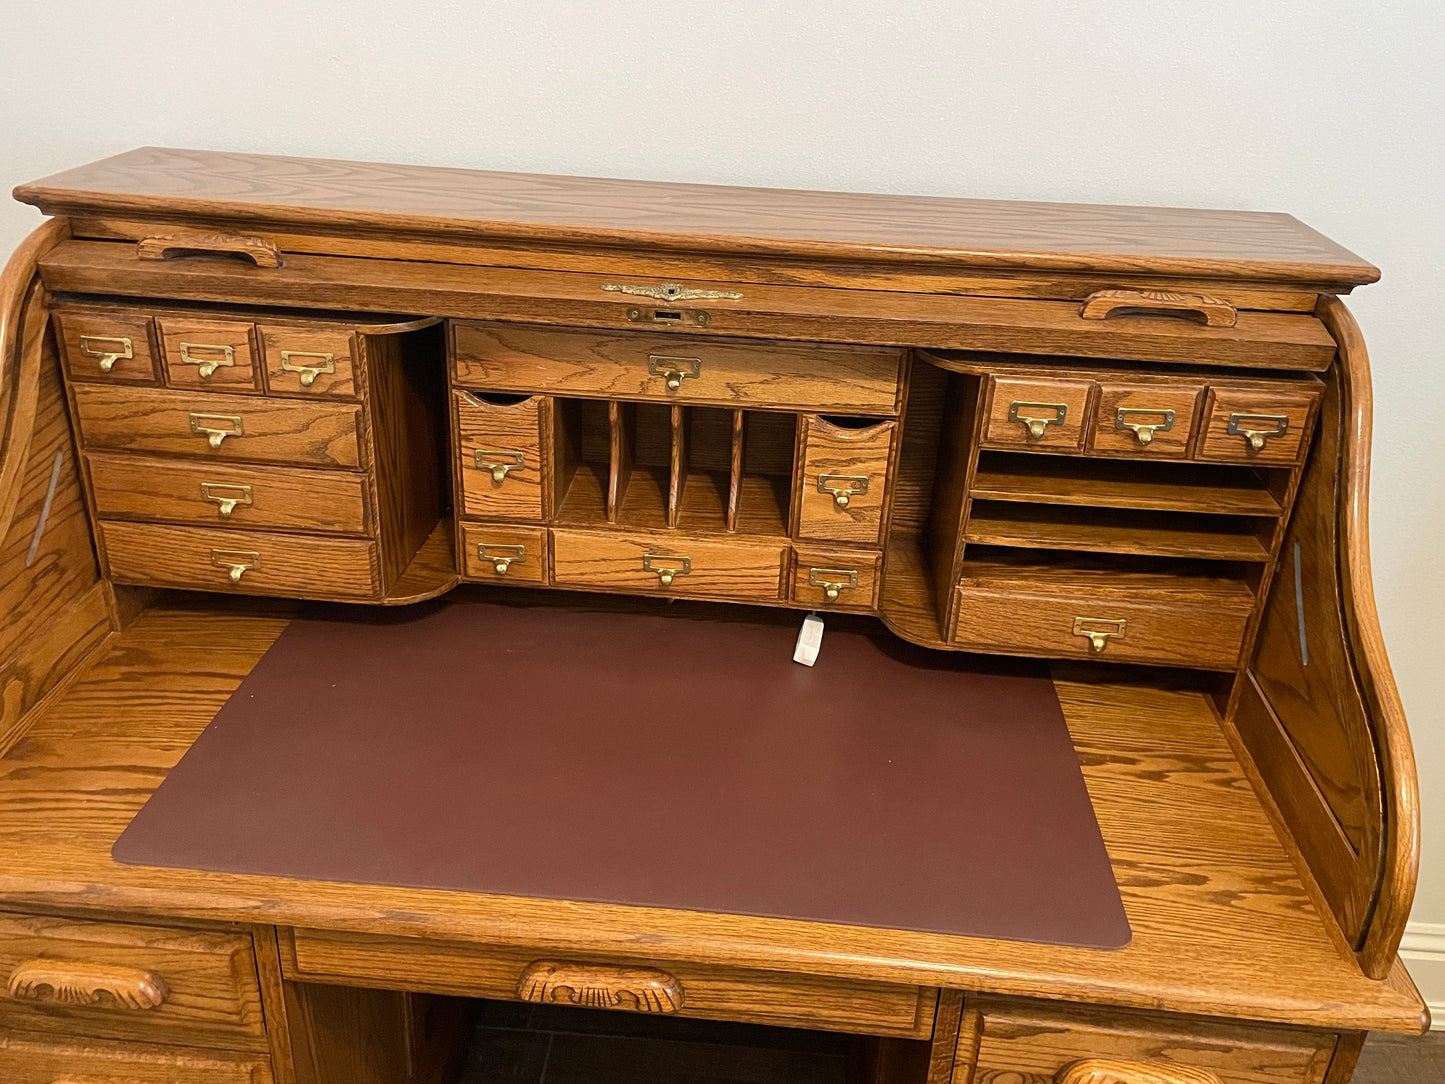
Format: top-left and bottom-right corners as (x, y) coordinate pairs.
(0, 1035), (273, 1084)
(100, 521), (382, 599)
(983, 376), (1094, 452)
(454, 391), (546, 520)
(284, 927), (935, 1039)
(551, 527), (785, 601)
(1088, 380), (1204, 458)
(963, 998), (1335, 1084)
(460, 521), (549, 583)
(72, 384), (364, 469)
(259, 324), (359, 398)
(1196, 382), (1320, 465)
(796, 416), (896, 544)
(452, 322), (905, 414)
(0, 912), (266, 1051)
(87, 453), (372, 536)
(791, 545), (881, 610)
(56, 310), (160, 385)
(158, 317), (260, 393)
(952, 578), (1254, 669)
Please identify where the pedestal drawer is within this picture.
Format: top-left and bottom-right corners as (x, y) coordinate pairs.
(0, 912), (266, 1051)
(0, 1035), (273, 1084)
(551, 528), (785, 601)
(56, 310), (160, 386)
(284, 927), (935, 1039)
(460, 522), (549, 583)
(454, 390), (547, 521)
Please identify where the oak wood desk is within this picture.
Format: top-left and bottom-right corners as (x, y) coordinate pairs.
(0, 148), (1426, 1084)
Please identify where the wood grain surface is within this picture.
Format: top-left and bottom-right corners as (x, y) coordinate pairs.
(0, 1033), (274, 1084)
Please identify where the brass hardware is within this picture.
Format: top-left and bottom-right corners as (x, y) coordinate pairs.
(1227, 412), (1289, 452)
(474, 450), (525, 483)
(604, 282), (742, 302)
(200, 482), (253, 517)
(1114, 407), (1176, 446)
(211, 549), (260, 583)
(642, 553), (691, 587)
(808, 567), (859, 603)
(280, 349), (336, 388)
(626, 306), (710, 326)
(1008, 401), (1068, 440)
(178, 342), (236, 379)
(477, 543), (526, 576)
(78, 334), (133, 374)
(1072, 617), (1127, 654)
(189, 412), (244, 448)
(817, 473), (869, 509)
(647, 354), (702, 392)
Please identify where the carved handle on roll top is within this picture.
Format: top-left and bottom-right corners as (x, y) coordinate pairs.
(1056, 1058), (1225, 1084)
(7, 959), (169, 1010)
(516, 960), (684, 1014)
(1080, 289), (1237, 328)
(137, 231), (283, 268)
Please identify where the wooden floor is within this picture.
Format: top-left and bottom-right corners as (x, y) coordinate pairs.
(1354, 1030), (1445, 1083)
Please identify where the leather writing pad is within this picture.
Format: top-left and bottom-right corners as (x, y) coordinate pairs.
(114, 601), (1131, 949)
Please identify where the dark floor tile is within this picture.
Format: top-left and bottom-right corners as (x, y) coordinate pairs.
(1352, 1031), (1445, 1084)
(457, 1026), (552, 1084)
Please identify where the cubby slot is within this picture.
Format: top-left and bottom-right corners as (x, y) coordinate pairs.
(971, 451), (1287, 516)
(964, 501), (1273, 561)
(959, 544), (1261, 599)
(553, 398), (611, 525)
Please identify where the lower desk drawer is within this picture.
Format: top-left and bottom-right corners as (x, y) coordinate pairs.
(101, 520), (382, 599)
(459, 522), (549, 583)
(0, 1035), (273, 1084)
(284, 928), (935, 1038)
(965, 999), (1336, 1084)
(0, 912), (266, 1051)
(551, 528), (786, 601)
(88, 453), (372, 535)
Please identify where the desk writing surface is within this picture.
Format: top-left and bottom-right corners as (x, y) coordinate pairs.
(112, 599), (1130, 950)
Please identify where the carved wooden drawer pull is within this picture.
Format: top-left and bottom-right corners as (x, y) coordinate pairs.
(7, 959), (170, 1010)
(138, 231), (283, 268)
(1057, 1058), (1224, 1084)
(1080, 289), (1237, 328)
(517, 960), (684, 1014)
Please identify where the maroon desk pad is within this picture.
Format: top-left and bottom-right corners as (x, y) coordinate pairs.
(113, 601), (1130, 949)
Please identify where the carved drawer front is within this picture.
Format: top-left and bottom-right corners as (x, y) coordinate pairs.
(791, 545), (882, 610)
(984, 376), (1094, 452)
(72, 384), (364, 469)
(0, 1035), (273, 1084)
(963, 1000), (1335, 1084)
(283, 928), (935, 1038)
(100, 521), (383, 600)
(87, 453), (372, 536)
(56, 310), (160, 386)
(454, 391), (546, 521)
(1196, 382), (1321, 466)
(157, 317), (260, 393)
(452, 322), (905, 414)
(796, 416), (896, 544)
(259, 324), (360, 398)
(1087, 381), (1205, 459)
(551, 527), (785, 601)
(952, 580), (1254, 670)
(460, 521), (549, 583)
(0, 912), (266, 1051)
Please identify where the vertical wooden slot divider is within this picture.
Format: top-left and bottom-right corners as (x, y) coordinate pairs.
(667, 404), (688, 529)
(607, 400), (635, 523)
(726, 409), (746, 532)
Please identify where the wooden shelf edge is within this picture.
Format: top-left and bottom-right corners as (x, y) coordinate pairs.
(381, 519), (460, 605)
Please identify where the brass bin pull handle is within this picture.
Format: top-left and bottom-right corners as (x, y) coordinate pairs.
(279, 349), (336, 388)
(474, 450), (525, 484)
(7, 958), (170, 1011)
(642, 554), (691, 587)
(200, 483), (253, 517)
(189, 412), (244, 449)
(647, 354), (702, 392)
(817, 474), (869, 509)
(1114, 407), (1176, 446)
(478, 543), (526, 576)
(1008, 401), (1068, 440)
(808, 567), (859, 603)
(211, 549), (261, 584)
(1227, 413), (1289, 452)
(178, 342), (236, 379)
(1072, 617), (1126, 655)
(78, 334), (133, 373)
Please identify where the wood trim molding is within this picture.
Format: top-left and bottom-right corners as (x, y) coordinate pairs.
(1399, 922), (1445, 1030)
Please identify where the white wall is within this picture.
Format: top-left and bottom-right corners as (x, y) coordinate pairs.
(1, 0), (1440, 1010)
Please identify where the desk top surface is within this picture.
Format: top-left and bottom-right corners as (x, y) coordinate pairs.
(14, 147), (1378, 287)
(0, 599), (1424, 1033)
